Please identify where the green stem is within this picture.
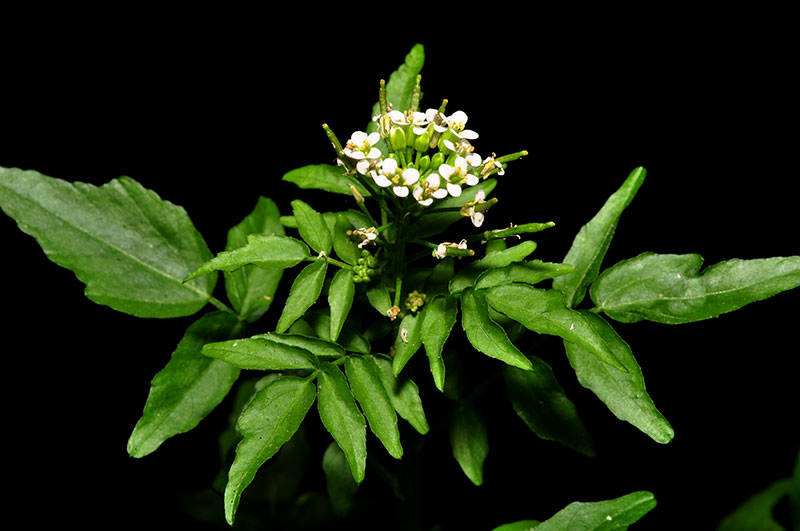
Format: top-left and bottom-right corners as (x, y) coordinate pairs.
(393, 276), (403, 308)
(410, 238), (437, 249)
(209, 296), (238, 317)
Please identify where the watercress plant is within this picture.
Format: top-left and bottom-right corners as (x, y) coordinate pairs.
(1, 43), (798, 529)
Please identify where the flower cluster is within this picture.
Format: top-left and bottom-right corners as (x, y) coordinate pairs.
(341, 106), (504, 216)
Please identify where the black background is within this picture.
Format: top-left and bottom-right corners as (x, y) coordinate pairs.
(1, 13), (798, 530)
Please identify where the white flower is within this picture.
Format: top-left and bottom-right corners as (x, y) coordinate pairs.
(412, 172), (448, 206)
(426, 108), (448, 133)
(351, 227), (378, 248)
(438, 157), (479, 197)
(481, 154), (505, 177)
(461, 190), (487, 227)
(343, 131), (382, 160)
(446, 110), (479, 140)
(371, 158), (399, 187)
(393, 168), (420, 198)
(434, 239), (468, 259)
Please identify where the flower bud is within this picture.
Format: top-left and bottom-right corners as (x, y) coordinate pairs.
(390, 127), (407, 151)
(414, 131), (431, 153)
(417, 154), (431, 173)
(431, 151), (445, 170)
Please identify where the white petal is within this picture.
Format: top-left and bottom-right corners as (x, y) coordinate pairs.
(412, 186), (424, 201)
(373, 173), (392, 187)
(393, 186), (409, 197)
(448, 110), (468, 128)
(425, 173), (441, 187)
(351, 131), (368, 143)
(471, 212), (485, 227)
(455, 157), (467, 172)
(438, 164), (454, 179)
(465, 174), (479, 186)
(466, 153), (482, 166)
(432, 188), (448, 199)
(425, 108), (440, 121)
(433, 123), (448, 133)
(348, 150), (366, 160)
(357, 160), (371, 175)
(460, 129), (479, 140)
(443, 139), (456, 152)
(413, 126), (429, 135)
(381, 158), (398, 172)
(402, 168), (420, 185)
(435, 244), (447, 259)
(389, 111), (407, 124)
(447, 182), (462, 197)
(419, 198), (434, 206)
(475, 189), (486, 202)
(367, 147), (382, 159)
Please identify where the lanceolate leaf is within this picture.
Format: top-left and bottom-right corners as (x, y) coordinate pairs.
(392, 312), (423, 376)
(553, 166), (646, 309)
(322, 442), (359, 517)
(345, 356), (403, 459)
(450, 241), (539, 295)
(475, 261), (576, 291)
(372, 356), (429, 435)
(224, 196), (285, 322)
(127, 311), (242, 458)
(591, 253), (800, 324)
(255, 332), (345, 359)
(282, 164), (370, 197)
(333, 214), (361, 266)
(224, 375), (317, 525)
(201, 337), (318, 371)
(301, 310), (371, 354)
(461, 288), (533, 372)
(0, 167), (215, 318)
(450, 403), (489, 486)
(420, 295), (458, 391)
(276, 259), (328, 333)
(504, 359), (595, 456)
(317, 363), (367, 484)
(366, 280), (393, 316)
(563, 312), (674, 444)
(485, 284), (626, 372)
(328, 269), (356, 341)
(292, 199), (332, 255)
(368, 43), (426, 132)
(186, 234), (309, 281)
(535, 491), (657, 530)
(490, 520), (541, 531)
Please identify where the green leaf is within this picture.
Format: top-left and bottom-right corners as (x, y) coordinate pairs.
(592, 253), (800, 324)
(366, 280), (393, 316)
(322, 442), (359, 517)
(425, 257), (456, 298)
(283, 164), (370, 197)
(392, 312), (423, 376)
(536, 491), (657, 530)
(224, 375), (317, 525)
(491, 521), (541, 531)
(276, 259), (328, 333)
(301, 310), (372, 354)
(450, 241), (539, 295)
(186, 234), (309, 281)
(201, 337), (318, 371)
(410, 179), (498, 239)
(224, 196), (285, 322)
(553, 166), (646, 309)
(504, 358), (595, 456)
(460, 288), (533, 371)
(291, 199), (332, 255)
(486, 284), (626, 372)
(718, 478), (791, 531)
(475, 260), (576, 291)
(254, 332), (345, 359)
(450, 403), (489, 486)
(317, 363), (367, 484)
(127, 311), (241, 457)
(563, 312), (674, 443)
(420, 295), (458, 392)
(0, 167), (216, 318)
(333, 214), (361, 266)
(328, 269), (355, 341)
(371, 356), (429, 435)
(345, 356), (403, 459)
(368, 43), (425, 131)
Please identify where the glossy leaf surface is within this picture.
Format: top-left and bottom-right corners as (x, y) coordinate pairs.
(224, 196), (285, 322)
(372, 356), (429, 434)
(127, 311), (241, 457)
(591, 253), (800, 324)
(345, 356), (403, 459)
(475, 260), (576, 291)
(536, 491), (656, 530)
(283, 164), (370, 197)
(461, 288), (533, 371)
(224, 375), (316, 525)
(391, 312), (424, 375)
(0, 167), (215, 317)
(317, 363), (367, 484)
(328, 269), (355, 341)
(276, 259), (328, 333)
(553, 166), (646, 308)
(186, 234), (309, 281)
(563, 312), (673, 443)
(292, 199), (332, 255)
(202, 337), (318, 371)
(420, 295), (458, 391)
(486, 284), (626, 372)
(450, 241), (538, 295)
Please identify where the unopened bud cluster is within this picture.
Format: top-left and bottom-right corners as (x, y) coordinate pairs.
(353, 249), (379, 283)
